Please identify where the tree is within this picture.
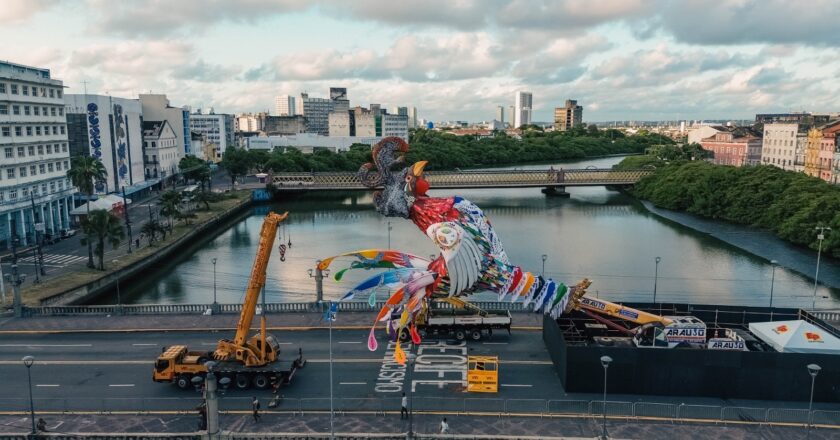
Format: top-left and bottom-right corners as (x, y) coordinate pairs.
(67, 155), (108, 269)
(220, 147), (251, 187)
(158, 190), (182, 230)
(140, 221), (159, 246)
(587, 124), (600, 136)
(192, 190), (217, 211)
(179, 155), (211, 189)
(80, 209), (124, 270)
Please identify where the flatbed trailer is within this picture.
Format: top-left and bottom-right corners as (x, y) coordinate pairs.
(401, 308), (512, 342)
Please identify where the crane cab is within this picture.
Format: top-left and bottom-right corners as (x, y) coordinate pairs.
(153, 345), (211, 387)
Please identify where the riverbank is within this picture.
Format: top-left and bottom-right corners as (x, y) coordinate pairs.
(25, 190), (253, 307)
(639, 200), (840, 290)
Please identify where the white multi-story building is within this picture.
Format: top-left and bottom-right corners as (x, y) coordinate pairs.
(142, 120), (180, 181)
(761, 123), (803, 171)
(328, 111), (350, 137)
(407, 107), (418, 129)
(354, 110), (376, 137)
(190, 110), (234, 162)
(236, 113), (266, 132)
(65, 94), (146, 194)
(495, 106), (504, 126)
(514, 91), (532, 128)
(300, 93), (333, 136)
(139, 94), (191, 156)
(0, 61), (75, 246)
(382, 114), (408, 140)
(274, 95), (296, 116)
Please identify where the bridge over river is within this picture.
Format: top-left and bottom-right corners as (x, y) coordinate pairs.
(270, 168), (652, 194)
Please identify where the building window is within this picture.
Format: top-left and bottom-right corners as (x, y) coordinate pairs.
(35, 126), (41, 136)
(56, 89), (62, 99)
(11, 84), (18, 94)
(9, 189), (17, 200)
(49, 89), (54, 98)
(62, 143), (67, 153)
(7, 168), (15, 179)
(39, 87), (46, 97)
(19, 167), (26, 177)
(47, 163), (54, 172)
(64, 160), (68, 169)
(25, 126), (31, 136)
(37, 145), (43, 155)
(15, 126), (21, 136)
(12, 105), (19, 115)
(60, 125), (65, 135)
(39, 164), (45, 174)
(58, 108), (63, 116)
(24, 106), (30, 116)
(1, 128), (9, 137)
(49, 182), (55, 193)
(4, 147), (11, 157)
(28, 145), (34, 156)
(33, 106), (40, 116)
(17, 146), (24, 157)
(41, 183), (47, 194)
(0, 83), (5, 93)
(29, 165), (35, 175)
(0, 104), (6, 115)
(46, 144), (52, 154)
(22, 85), (29, 96)
(50, 107), (56, 116)
(42, 106), (47, 115)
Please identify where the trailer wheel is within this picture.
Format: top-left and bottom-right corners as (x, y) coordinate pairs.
(253, 374), (269, 390)
(235, 374), (250, 389)
(471, 329), (482, 341)
(455, 330), (466, 341)
(176, 375), (191, 390)
(399, 329), (409, 342)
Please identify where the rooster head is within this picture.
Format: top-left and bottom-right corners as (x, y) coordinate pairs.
(358, 137), (429, 218)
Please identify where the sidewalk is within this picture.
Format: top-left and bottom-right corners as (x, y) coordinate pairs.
(0, 311), (544, 332)
(0, 412), (834, 439)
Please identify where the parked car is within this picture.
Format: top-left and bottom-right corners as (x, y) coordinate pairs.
(60, 229), (77, 238)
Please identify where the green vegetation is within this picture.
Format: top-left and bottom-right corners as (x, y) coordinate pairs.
(631, 161), (840, 257)
(80, 209), (124, 270)
(179, 155), (211, 189)
(67, 155), (108, 269)
(220, 128), (673, 174)
(614, 143), (712, 170)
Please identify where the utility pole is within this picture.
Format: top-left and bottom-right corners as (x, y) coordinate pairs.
(309, 260), (327, 303)
(812, 226), (831, 310)
(122, 186), (133, 254)
(29, 194), (45, 278)
(8, 220), (26, 318)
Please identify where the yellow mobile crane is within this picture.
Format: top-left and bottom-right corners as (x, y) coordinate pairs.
(153, 212), (305, 389)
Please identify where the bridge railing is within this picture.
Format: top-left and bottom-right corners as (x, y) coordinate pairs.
(23, 300), (528, 316)
(271, 168), (653, 189)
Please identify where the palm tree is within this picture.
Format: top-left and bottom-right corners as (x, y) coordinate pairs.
(193, 190), (213, 211)
(80, 209), (124, 270)
(140, 221), (158, 246)
(67, 156), (107, 268)
(158, 190), (182, 231)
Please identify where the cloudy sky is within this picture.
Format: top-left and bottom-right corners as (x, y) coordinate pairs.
(2, 0), (839, 122)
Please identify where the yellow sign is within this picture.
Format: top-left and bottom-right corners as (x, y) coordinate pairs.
(467, 355), (498, 393)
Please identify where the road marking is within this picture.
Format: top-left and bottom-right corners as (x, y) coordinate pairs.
(338, 341), (361, 344)
(276, 342), (293, 345)
(501, 384), (533, 388)
(0, 344), (92, 347)
(36, 384), (59, 387)
(131, 343), (158, 346)
(482, 342), (509, 345)
(108, 384), (135, 387)
(339, 382), (367, 385)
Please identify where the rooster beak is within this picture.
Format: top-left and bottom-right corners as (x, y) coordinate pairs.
(412, 161), (428, 177)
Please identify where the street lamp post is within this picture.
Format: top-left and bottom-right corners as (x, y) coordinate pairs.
(653, 257), (661, 304)
(211, 258), (219, 314)
(541, 254), (547, 277)
(388, 221), (393, 249)
(600, 355), (612, 440)
(812, 227), (831, 310)
(807, 363), (821, 439)
(23, 356), (35, 436)
(769, 260), (778, 308)
(407, 351), (416, 440)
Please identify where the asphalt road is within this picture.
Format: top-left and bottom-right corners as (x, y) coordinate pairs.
(0, 328), (564, 412)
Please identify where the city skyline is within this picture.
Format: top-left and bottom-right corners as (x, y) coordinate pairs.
(2, 0), (839, 122)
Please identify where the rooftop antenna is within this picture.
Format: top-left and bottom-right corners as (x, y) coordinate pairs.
(81, 80), (89, 96)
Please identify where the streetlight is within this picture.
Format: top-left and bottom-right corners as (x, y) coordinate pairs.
(807, 363), (821, 439)
(23, 356), (35, 436)
(769, 260), (778, 309)
(600, 355), (612, 440)
(653, 257), (661, 304)
(407, 351), (416, 440)
(211, 257), (218, 314)
(319, 300), (336, 439)
(387, 221), (393, 249)
(812, 227), (831, 310)
(541, 254), (547, 277)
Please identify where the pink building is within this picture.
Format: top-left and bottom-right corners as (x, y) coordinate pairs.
(700, 132), (762, 166)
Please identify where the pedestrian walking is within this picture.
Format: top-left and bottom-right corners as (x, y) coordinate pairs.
(440, 417), (449, 434)
(400, 392), (408, 419)
(252, 396), (261, 422)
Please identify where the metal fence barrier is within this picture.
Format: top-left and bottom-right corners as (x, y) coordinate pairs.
(1, 396), (839, 429)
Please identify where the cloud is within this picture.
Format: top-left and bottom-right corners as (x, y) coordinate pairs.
(497, 0), (652, 30)
(0, 0), (59, 25)
(657, 0), (840, 46)
(172, 60), (242, 82)
(68, 41), (193, 76)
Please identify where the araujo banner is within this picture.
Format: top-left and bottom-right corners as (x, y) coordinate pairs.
(87, 102), (106, 193)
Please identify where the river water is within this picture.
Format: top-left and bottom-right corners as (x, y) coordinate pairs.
(108, 156), (840, 309)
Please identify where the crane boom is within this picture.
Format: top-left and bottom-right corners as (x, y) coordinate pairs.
(563, 278), (673, 326)
(214, 211), (288, 366)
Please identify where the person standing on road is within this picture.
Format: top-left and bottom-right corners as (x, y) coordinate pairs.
(252, 396), (261, 422)
(440, 417), (449, 434)
(400, 392), (408, 419)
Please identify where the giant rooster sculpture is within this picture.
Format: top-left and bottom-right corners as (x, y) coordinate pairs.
(318, 137), (583, 363)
